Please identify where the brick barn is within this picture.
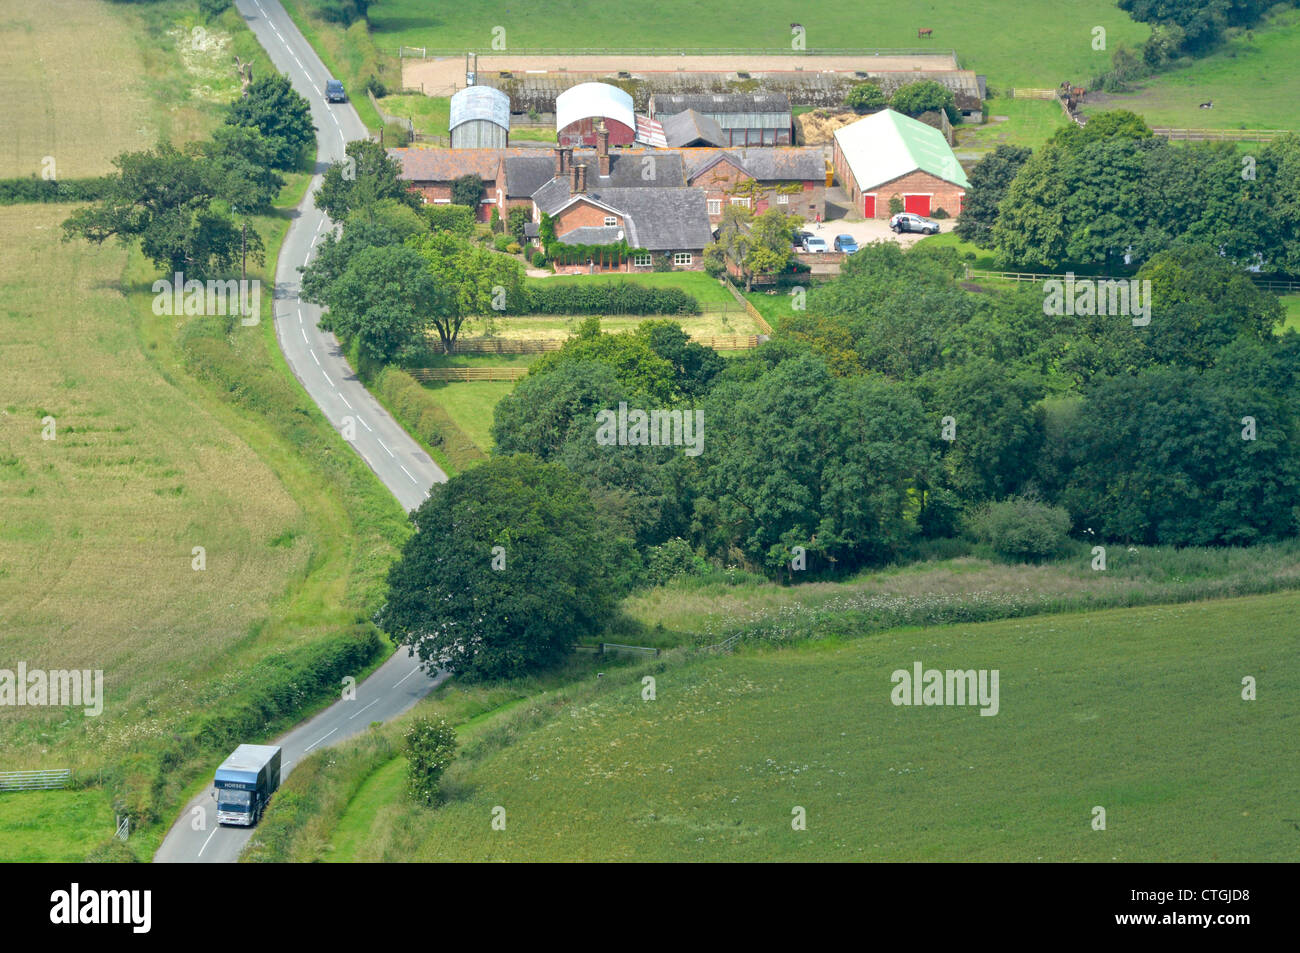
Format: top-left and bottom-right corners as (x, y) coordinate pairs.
(684, 147), (826, 225)
(832, 109), (969, 219)
(386, 147), (504, 222)
(555, 82), (637, 149)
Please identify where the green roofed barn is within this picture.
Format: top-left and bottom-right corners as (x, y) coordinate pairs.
(832, 108), (970, 219)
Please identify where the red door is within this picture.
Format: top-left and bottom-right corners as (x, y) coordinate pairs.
(863, 194), (876, 218)
(904, 194), (931, 215)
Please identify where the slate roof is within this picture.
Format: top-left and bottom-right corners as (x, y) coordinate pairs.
(661, 109), (728, 148)
(531, 151), (688, 211)
(575, 187), (713, 251)
(687, 146), (824, 182)
(504, 154), (557, 198)
(558, 225), (626, 244)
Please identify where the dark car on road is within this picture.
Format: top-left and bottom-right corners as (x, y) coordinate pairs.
(793, 230), (815, 251)
(325, 79), (347, 103)
(890, 212), (940, 235)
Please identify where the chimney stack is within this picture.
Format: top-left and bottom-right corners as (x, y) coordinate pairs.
(575, 162), (587, 193)
(554, 147), (565, 175)
(570, 158), (579, 192)
(597, 122), (610, 176)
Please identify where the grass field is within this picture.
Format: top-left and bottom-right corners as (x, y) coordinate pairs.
(527, 271), (737, 306)
(346, 0), (1147, 88)
(0, 789), (115, 862)
(954, 97), (1072, 154)
(1080, 8), (1300, 131)
(319, 589), (1298, 861)
(1279, 294), (1300, 332)
(419, 380), (514, 451)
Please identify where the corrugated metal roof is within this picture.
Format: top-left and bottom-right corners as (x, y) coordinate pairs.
(635, 114), (668, 148)
(654, 93), (792, 115)
(556, 82), (635, 132)
(450, 85), (511, 130)
(661, 110), (727, 148)
(833, 109), (969, 190)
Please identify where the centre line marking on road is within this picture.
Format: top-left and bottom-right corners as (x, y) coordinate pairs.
(297, 308), (303, 324)
(197, 827), (218, 858)
(303, 728), (337, 753)
(358, 416), (372, 432)
(301, 327), (309, 343)
(348, 699), (380, 721)
(340, 393), (353, 409)
(395, 668), (421, 687)
(310, 349), (320, 365)
(322, 370), (334, 387)
(378, 439), (395, 457)
(400, 465), (417, 483)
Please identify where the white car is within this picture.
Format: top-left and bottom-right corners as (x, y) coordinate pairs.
(804, 236), (829, 253)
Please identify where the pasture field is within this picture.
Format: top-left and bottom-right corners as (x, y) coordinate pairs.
(1281, 295), (1300, 332)
(0, 789), (114, 862)
(320, 589), (1299, 861)
(418, 380), (515, 451)
(464, 310), (762, 341)
(345, 0), (1146, 88)
(1080, 8), (1300, 131)
(954, 97), (1072, 153)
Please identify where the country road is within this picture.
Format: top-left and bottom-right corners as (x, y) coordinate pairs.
(154, 0), (448, 863)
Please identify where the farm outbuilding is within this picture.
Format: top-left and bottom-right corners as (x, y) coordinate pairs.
(832, 109), (969, 219)
(449, 85), (511, 148)
(650, 93), (792, 147)
(556, 82), (637, 148)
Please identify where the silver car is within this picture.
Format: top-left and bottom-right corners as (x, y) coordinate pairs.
(890, 212), (940, 235)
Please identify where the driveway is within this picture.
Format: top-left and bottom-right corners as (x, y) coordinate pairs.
(805, 217), (943, 251)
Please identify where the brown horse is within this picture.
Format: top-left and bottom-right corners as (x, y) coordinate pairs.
(917, 27), (933, 39)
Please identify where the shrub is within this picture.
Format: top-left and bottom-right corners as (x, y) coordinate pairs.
(652, 253), (673, 272)
(197, 0), (231, 19)
(405, 718), (458, 805)
(919, 488), (964, 539)
(844, 81), (887, 113)
(531, 250), (547, 268)
(0, 176), (112, 205)
(489, 206), (502, 233)
(523, 281), (698, 315)
(492, 233), (512, 251)
(645, 538), (710, 586)
(931, 207), (949, 219)
(505, 241), (521, 255)
(970, 497), (1071, 561)
(381, 120), (411, 146)
(366, 75), (388, 98)
(423, 203), (474, 236)
(371, 365), (487, 471)
(888, 194), (904, 216)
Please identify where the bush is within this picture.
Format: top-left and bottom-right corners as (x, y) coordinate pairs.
(931, 207), (949, 219)
(381, 120), (411, 146)
(366, 75), (388, 98)
(844, 81), (887, 113)
(970, 497), (1071, 561)
(492, 233), (513, 251)
(0, 176), (112, 205)
(531, 251), (547, 268)
(489, 206), (502, 234)
(405, 718), (458, 805)
(197, 0), (231, 19)
(888, 194), (904, 215)
(523, 281), (699, 315)
(645, 538), (710, 586)
(371, 365), (487, 471)
(919, 488), (964, 539)
(652, 253), (673, 272)
(423, 203), (474, 236)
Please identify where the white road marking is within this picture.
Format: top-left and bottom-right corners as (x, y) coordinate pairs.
(197, 827), (218, 858)
(378, 439), (395, 457)
(322, 370), (334, 387)
(303, 728), (337, 753)
(297, 308), (303, 324)
(310, 349), (320, 365)
(357, 416), (372, 432)
(400, 465), (417, 483)
(394, 667), (421, 687)
(301, 327), (309, 343)
(348, 699), (380, 721)
(340, 393), (352, 409)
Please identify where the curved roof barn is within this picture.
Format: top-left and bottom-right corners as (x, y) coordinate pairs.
(450, 85), (511, 147)
(556, 83), (636, 147)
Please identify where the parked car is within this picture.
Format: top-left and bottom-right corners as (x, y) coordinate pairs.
(890, 212), (940, 235)
(325, 79), (347, 103)
(804, 236), (829, 253)
(833, 234), (859, 253)
(793, 230), (814, 251)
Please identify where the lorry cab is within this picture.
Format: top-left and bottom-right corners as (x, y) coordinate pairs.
(213, 744), (282, 827)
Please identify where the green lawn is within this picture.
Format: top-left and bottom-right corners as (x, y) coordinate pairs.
(377, 91), (449, 137)
(1080, 8), (1300, 131)
(954, 97), (1072, 154)
(323, 588), (1300, 861)
(526, 271), (737, 306)
(350, 0), (1147, 88)
(1280, 294), (1300, 333)
(420, 381), (515, 451)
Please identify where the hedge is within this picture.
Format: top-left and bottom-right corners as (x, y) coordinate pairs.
(0, 176), (113, 204)
(371, 364), (488, 472)
(523, 280), (699, 315)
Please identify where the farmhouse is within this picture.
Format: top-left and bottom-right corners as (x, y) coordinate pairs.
(449, 85), (510, 148)
(832, 108), (969, 219)
(651, 93), (793, 147)
(556, 82), (638, 149)
(531, 137), (712, 273)
(685, 147), (826, 224)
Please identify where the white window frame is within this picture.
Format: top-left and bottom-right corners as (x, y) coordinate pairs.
(707, 199), (722, 215)
(730, 196), (751, 208)
(633, 253), (653, 267)
(433, 198), (451, 204)
(603, 215), (618, 227)
(776, 193), (789, 205)
(673, 252), (693, 267)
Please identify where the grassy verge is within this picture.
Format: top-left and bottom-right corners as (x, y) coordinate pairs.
(278, 0), (395, 132)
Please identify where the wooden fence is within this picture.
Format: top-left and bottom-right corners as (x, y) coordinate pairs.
(397, 46), (958, 59)
(407, 366), (529, 381)
(964, 266), (1300, 294)
(1153, 127), (1286, 143)
(1010, 88), (1058, 100)
(0, 769), (71, 791)
(721, 277), (774, 335)
(446, 331), (761, 355)
(368, 89), (450, 146)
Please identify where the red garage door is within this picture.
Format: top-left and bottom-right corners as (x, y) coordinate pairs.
(864, 194), (876, 217)
(904, 194), (931, 216)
